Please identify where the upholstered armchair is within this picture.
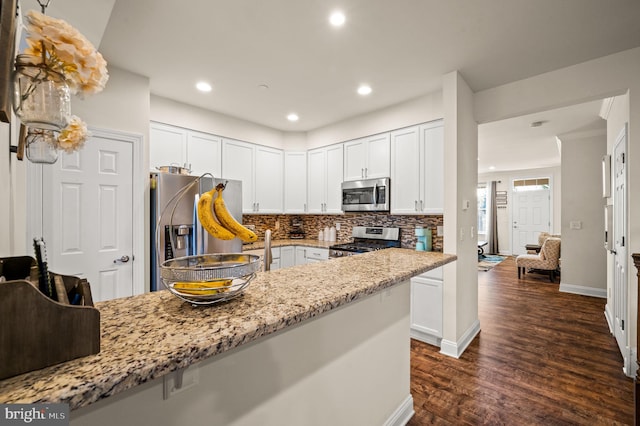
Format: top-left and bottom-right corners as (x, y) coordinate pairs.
(516, 237), (561, 282)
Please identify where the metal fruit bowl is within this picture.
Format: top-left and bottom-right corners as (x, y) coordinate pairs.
(160, 253), (260, 305)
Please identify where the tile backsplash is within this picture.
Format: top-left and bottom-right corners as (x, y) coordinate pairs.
(243, 213), (444, 251)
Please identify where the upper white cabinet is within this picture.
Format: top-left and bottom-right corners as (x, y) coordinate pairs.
(284, 151), (307, 213)
(343, 133), (390, 181)
(390, 120), (443, 214)
(150, 122), (187, 171)
(222, 139), (284, 214)
(187, 131), (222, 178)
(150, 122), (221, 177)
(307, 144), (344, 214)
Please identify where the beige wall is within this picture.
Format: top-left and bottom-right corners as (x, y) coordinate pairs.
(559, 128), (607, 295)
(150, 95), (285, 149)
(306, 93), (444, 149)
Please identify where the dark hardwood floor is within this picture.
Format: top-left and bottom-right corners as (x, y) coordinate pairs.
(408, 256), (633, 425)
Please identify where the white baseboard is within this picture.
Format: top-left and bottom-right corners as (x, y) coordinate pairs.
(384, 395), (415, 426)
(439, 319), (481, 358)
(410, 328), (442, 347)
(559, 282), (607, 298)
(604, 304), (613, 333)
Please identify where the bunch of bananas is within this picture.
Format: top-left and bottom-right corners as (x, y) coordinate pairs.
(173, 279), (232, 295)
(197, 183), (258, 243)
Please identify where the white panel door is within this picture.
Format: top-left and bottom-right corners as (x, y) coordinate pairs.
(613, 125), (628, 371)
(43, 133), (134, 302)
(222, 139), (255, 213)
(324, 144), (344, 213)
(307, 149), (325, 213)
(511, 189), (550, 255)
(284, 152), (307, 213)
(254, 146), (284, 213)
(365, 133), (390, 179)
(390, 126), (421, 214)
(149, 122), (186, 171)
(187, 131), (222, 178)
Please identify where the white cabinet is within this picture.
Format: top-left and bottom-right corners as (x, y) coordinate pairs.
(150, 122), (186, 171)
(295, 247), (307, 266)
(410, 267), (443, 347)
(280, 246), (295, 268)
(284, 151), (307, 213)
(304, 247), (329, 262)
(150, 122), (221, 176)
(222, 139), (284, 214)
(390, 120), (444, 214)
(307, 144), (344, 214)
(243, 247), (281, 271)
(343, 133), (390, 181)
(187, 131), (222, 177)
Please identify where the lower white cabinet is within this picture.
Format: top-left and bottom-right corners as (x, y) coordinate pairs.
(304, 247), (329, 262)
(295, 247), (307, 266)
(280, 246), (295, 268)
(410, 267), (443, 347)
(243, 247), (280, 271)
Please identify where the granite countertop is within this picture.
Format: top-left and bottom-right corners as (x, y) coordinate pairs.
(0, 249), (456, 411)
(242, 238), (338, 251)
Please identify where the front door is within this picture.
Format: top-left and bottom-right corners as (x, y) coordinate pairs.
(42, 130), (134, 302)
(613, 124), (629, 373)
(511, 188), (551, 255)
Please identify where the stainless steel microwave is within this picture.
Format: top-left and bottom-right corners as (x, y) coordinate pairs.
(341, 177), (390, 212)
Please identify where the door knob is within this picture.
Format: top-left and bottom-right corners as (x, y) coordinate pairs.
(114, 255), (130, 263)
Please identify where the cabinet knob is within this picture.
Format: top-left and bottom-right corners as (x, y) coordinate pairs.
(415, 200), (418, 211)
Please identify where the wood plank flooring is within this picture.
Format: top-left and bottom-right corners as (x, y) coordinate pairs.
(408, 256), (634, 425)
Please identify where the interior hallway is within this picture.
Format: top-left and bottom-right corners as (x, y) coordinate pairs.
(408, 256), (633, 425)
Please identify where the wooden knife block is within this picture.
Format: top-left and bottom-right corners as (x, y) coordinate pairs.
(0, 258), (100, 380)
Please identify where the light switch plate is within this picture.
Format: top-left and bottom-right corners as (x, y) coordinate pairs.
(570, 221), (582, 230)
(437, 226), (443, 236)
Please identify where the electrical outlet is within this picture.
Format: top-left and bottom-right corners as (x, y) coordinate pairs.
(335, 223), (341, 231)
(437, 226), (443, 236)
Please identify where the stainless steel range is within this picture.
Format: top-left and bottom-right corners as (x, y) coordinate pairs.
(329, 226), (401, 258)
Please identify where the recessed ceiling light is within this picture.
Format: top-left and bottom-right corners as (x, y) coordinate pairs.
(329, 11), (346, 27)
(287, 113), (299, 122)
(357, 85), (372, 96)
(489, 166), (496, 170)
(196, 81), (212, 92)
(530, 120), (546, 127)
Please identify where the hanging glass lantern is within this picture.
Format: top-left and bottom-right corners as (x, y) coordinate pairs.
(13, 54), (71, 131)
(25, 128), (58, 164)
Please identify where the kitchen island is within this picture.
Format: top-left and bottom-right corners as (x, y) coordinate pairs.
(0, 249), (455, 425)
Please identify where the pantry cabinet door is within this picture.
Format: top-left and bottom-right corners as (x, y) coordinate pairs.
(43, 130), (135, 302)
(390, 126), (421, 214)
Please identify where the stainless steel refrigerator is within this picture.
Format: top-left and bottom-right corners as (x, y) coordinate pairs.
(150, 172), (243, 291)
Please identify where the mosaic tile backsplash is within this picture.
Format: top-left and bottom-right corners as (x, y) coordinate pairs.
(243, 213), (444, 251)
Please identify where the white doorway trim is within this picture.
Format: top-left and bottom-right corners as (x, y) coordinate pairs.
(26, 127), (145, 297)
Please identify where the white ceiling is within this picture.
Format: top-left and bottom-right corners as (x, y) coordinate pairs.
(34, 0), (640, 172)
